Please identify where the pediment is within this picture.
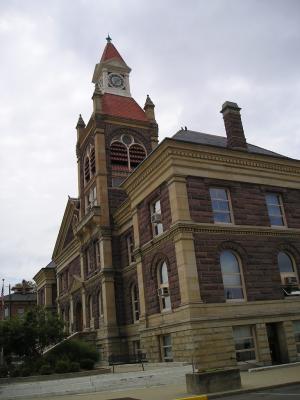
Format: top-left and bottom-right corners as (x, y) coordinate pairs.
(70, 274), (83, 294)
(52, 197), (80, 260)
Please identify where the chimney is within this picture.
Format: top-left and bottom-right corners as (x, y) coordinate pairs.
(221, 101), (248, 151)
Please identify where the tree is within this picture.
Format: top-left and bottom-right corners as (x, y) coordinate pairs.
(0, 307), (64, 364)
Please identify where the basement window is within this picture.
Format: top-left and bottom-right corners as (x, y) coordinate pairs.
(233, 325), (256, 363)
(293, 321), (300, 355)
(161, 334), (173, 362)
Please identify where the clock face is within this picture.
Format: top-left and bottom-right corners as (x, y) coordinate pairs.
(108, 73), (125, 88)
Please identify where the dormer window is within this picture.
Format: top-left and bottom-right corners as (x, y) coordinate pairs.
(84, 145), (96, 185)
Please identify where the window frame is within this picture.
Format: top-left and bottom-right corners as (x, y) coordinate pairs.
(160, 334), (173, 362)
(131, 283), (140, 323)
(209, 187), (234, 225)
(293, 321), (300, 355)
(157, 261), (171, 312)
(277, 251), (299, 287)
(126, 234), (135, 264)
(220, 250), (246, 302)
(151, 199), (164, 237)
(233, 325), (257, 364)
(265, 193), (286, 228)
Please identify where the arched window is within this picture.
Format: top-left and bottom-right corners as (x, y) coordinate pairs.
(220, 250), (245, 301)
(157, 261), (171, 311)
(278, 251), (298, 286)
(131, 284), (140, 322)
(84, 145), (96, 184)
(129, 144), (146, 169)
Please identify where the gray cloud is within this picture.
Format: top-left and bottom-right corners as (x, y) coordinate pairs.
(0, 0), (299, 291)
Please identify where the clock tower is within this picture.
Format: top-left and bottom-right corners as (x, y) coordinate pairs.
(92, 35), (131, 97)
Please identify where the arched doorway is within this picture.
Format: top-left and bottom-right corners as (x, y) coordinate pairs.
(75, 302), (83, 332)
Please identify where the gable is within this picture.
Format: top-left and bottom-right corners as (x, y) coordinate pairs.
(52, 198), (80, 260)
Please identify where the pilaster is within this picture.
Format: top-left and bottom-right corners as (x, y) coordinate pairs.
(69, 295), (74, 332)
(168, 176), (191, 223)
(94, 129), (110, 226)
(174, 231), (202, 305)
(81, 288), (87, 330)
(102, 272), (117, 326)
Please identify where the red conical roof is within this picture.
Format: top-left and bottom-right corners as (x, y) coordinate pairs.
(100, 42), (125, 63)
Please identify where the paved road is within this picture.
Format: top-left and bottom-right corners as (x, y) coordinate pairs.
(221, 383), (300, 399)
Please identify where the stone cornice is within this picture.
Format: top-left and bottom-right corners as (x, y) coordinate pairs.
(138, 221), (300, 257)
(121, 139), (300, 207)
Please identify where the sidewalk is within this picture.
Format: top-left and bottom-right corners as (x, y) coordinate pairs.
(0, 363), (300, 400)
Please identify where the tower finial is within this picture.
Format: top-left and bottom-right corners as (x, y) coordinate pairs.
(106, 34), (112, 43)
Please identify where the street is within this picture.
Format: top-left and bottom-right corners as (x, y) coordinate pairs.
(221, 384), (300, 400)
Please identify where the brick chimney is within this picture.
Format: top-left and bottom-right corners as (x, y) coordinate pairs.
(221, 101), (248, 151)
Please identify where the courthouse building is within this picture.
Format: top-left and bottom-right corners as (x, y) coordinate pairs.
(34, 38), (300, 369)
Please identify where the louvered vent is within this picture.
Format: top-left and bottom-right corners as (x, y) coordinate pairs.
(90, 148), (96, 175)
(84, 157), (90, 182)
(129, 144), (146, 169)
(110, 141), (129, 171)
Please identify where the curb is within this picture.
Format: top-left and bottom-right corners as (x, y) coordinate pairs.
(207, 380), (300, 399)
(174, 380), (300, 400)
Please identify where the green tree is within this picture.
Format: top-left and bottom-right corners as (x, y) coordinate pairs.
(0, 307), (64, 364)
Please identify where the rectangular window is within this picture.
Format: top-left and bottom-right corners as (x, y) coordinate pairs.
(293, 321), (300, 354)
(265, 193), (285, 227)
(94, 240), (101, 268)
(161, 334), (173, 362)
(127, 234), (135, 264)
(233, 325), (256, 362)
(209, 188), (233, 224)
(17, 308), (25, 316)
(132, 340), (141, 356)
(85, 186), (97, 213)
(151, 199), (163, 236)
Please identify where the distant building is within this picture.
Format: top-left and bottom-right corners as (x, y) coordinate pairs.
(33, 261), (56, 311)
(1, 280), (36, 319)
(34, 38), (300, 369)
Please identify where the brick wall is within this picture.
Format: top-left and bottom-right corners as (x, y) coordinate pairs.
(194, 233), (300, 303)
(137, 182), (172, 246)
(187, 177), (300, 228)
(142, 240), (180, 315)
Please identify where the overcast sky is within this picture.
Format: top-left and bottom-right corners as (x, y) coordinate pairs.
(0, 0), (300, 292)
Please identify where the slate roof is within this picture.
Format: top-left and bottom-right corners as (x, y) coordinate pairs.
(102, 93), (148, 122)
(3, 292), (36, 302)
(172, 130), (289, 159)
